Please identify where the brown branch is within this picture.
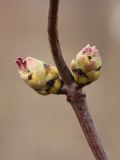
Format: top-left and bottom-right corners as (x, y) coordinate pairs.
(48, 0), (73, 86)
(48, 0), (110, 160)
(67, 91), (109, 160)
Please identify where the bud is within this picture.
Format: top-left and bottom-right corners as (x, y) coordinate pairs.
(16, 57), (63, 95)
(71, 44), (102, 85)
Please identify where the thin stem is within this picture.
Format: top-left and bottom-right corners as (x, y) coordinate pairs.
(48, 0), (73, 86)
(67, 91), (109, 160)
(47, 0), (110, 159)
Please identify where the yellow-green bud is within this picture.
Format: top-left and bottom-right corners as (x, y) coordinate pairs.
(16, 57), (63, 95)
(71, 44), (102, 85)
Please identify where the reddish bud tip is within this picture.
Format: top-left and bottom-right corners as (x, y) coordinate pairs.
(15, 57), (27, 71)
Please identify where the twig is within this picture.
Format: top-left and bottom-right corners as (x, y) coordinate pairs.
(67, 91), (109, 160)
(48, 0), (110, 159)
(48, 0), (73, 86)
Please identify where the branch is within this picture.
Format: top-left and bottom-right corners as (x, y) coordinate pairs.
(48, 0), (109, 159)
(48, 0), (73, 86)
(67, 91), (109, 160)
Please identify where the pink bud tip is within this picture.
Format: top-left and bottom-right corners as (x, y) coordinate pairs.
(15, 57), (27, 71)
(84, 47), (92, 53)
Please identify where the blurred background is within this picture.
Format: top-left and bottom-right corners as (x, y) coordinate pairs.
(0, 0), (120, 159)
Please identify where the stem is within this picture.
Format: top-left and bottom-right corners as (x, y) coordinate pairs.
(67, 91), (109, 160)
(48, 0), (73, 86)
(48, 0), (110, 159)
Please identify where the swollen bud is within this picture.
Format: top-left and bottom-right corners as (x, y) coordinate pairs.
(71, 44), (102, 85)
(16, 57), (64, 95)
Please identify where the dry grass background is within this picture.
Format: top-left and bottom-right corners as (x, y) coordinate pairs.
(0, 0), (120, 159)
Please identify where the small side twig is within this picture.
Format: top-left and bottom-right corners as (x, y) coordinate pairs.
(48, 0), (109, 160)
